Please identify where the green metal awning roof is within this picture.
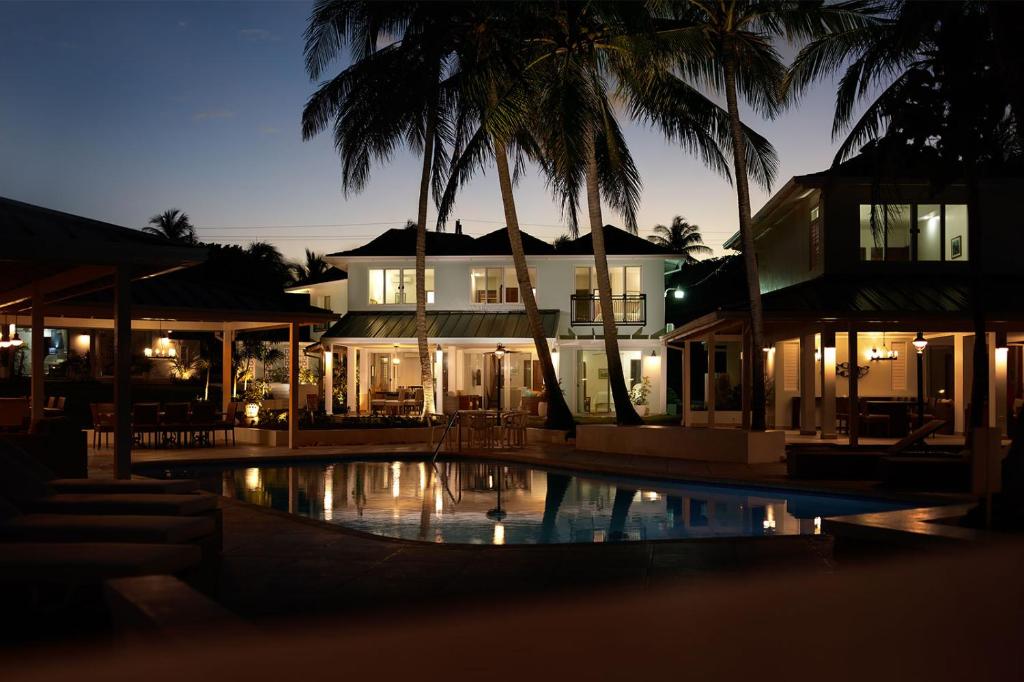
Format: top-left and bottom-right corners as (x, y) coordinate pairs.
(322, 310), (559, 340)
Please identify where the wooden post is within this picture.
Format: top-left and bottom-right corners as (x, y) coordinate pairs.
(848, 330), (859, 445)
(113, 267), (133, 479)
(288, 322), (300, 450)
(706, 335), (716, 428)
(324, 344), (334, 416)
(800, 333), (816, 436)
(741, 326), (753, 430)
(346, 345), (358, 415)
(681, 342), (690, 426)
(821, 329), (837, 440)
(221, 324), (233, 415)
(30, 285), (45, 424)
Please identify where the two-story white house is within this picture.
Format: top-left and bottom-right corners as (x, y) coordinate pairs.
(664, 152), (1024, 440)
(315, 223), (674, 416)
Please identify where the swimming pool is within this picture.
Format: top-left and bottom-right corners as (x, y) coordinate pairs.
(146, 458), (910, 545)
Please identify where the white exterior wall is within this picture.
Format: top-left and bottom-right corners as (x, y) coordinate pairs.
(335, 255), (667, 337)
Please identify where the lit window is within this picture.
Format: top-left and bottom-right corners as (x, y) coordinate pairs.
(368, 268), (434, 304)
(859, 204), (910, 261)
(472, 266), (535, 304)
(861, 204), (967, 262)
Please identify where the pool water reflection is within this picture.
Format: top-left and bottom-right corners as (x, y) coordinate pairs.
(164, 459), (909, 545)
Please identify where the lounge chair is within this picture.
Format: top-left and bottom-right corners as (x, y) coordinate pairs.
(0, 542), (201, 583)
(886, 419), (947, 455)
(0, 496), (215, 546)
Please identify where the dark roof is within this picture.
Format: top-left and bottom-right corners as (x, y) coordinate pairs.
(672, 271), (1024, 325)
(328, 226), (478, 257)
(322, 310), (560, 339)
(289, 267), (348, 287)
(471, 228), (556, 256)
(329, 223), (670, 258)
(1, 197), (206, 307)
(556, 224), (673, 256)
(54, 275), (335, 323)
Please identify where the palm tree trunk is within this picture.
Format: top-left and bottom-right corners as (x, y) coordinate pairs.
(494, 139), (575, 430)
(414, 102), (437, 420)
(723, 50), (767, 432)
(585, 142), (642, 425)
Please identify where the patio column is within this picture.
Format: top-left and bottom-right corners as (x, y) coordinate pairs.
(800, 333), (816, 436)
(324, 344), (334, 416)
(113, 267), (133, 479)
(994, 331), (1007, 437)
(706, 335), (716, 428)
(741, 327), (752, 430)
(346, 345), (357, 414)
(288, 322), (300, 450)
(221, 324), (233, 414)
(30, 284), (45, 424)
(681, 342), (691, 426)
(821, 329), (837, 440)
(848, 330), (860, 445)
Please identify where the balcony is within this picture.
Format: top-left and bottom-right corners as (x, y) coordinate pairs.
(570, 293), (646, 326)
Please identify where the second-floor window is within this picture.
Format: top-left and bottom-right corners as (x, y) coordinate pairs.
(471, 267), (536, 304)
(859, 204), (968, 262)
(368, 268), (434, 305)
(574, 266), (641, 296)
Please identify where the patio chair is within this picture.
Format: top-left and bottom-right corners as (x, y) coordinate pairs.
(189, 401), (220, 446)
(132, 403), (161, 448)
(503, 411), (528, 448)
(0, 397), (30, 433)
(466, 412), (496, 449)
(213, 402), (238, 446)
(161, 402), (191, 448)
(370, 392), (388, 415)
(90, 402), (115, 448)
(403, 387), (422, 415)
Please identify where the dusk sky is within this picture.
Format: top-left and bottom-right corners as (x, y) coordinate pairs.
(1, 1), (867, 261)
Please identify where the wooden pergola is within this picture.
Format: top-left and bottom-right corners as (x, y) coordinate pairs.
(1, 197), (334, 478)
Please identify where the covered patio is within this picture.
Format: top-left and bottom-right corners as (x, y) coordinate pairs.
(0, 198), (333, 479)
(664, 274), (1024, 445)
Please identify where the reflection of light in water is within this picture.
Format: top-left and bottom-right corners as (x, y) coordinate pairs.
(323, 465), (334, 521)
(763, 506), (777, 531)
(814, 516), (822, 535)
(418, 462), (426, 491)
(391, 461), (401, 498)
(493, 523), (505, 545)
(487, 474), (493, 489)
(245, 468), (261, 492)
(434, 486), (443, 514)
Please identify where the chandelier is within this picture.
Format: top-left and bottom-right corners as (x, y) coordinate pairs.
(144, 323), (176, 358)
(869, 333), (898, 362)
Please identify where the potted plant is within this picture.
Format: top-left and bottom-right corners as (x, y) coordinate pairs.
(243, 379), (269, 425)
(630, 376), (651, 417)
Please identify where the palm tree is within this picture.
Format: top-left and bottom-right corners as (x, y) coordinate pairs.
(435, 4), (576, 430)
(648, 216), (713, 263)
(143, 209), (197, 244)
(526, 3), (772, 424)
(291, 248), (330, 284)
(303, 1), (457, 418)
(786, 1), (1020, 436)
(245, 241), (292, 287)
(647, 0), (874, 431)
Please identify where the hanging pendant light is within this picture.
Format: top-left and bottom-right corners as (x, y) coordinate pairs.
(9, 320), (23, 347)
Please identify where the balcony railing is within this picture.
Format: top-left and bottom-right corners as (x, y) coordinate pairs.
(570, 293), (646, 326)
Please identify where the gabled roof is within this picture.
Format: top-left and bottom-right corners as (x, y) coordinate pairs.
(555, 224), (673, 256)
(328, 223), (670, 258)
(472, 228), (556, 255)
(322, 309), (560, 340)
(328, 226), (478, 257)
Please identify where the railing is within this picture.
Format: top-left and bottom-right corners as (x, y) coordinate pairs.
(570, 293), (646, 326)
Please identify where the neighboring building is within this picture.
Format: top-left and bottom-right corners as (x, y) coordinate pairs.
(664, 153), (1024, 438)
(284, 267), (348, 336)
(313, 223), (675, 415)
